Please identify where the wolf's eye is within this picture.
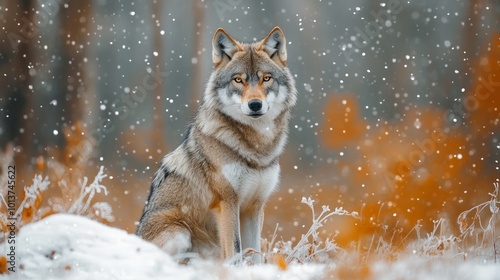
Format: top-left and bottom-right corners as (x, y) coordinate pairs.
(263, 75), (272, 82)
(233, 77), (243, 83)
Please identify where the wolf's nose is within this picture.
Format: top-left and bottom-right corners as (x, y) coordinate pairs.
(248, 99), (262, 112)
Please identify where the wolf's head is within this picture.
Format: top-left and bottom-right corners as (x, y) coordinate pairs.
(204, 27), (297, 125)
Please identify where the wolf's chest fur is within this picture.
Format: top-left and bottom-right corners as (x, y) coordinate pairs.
(221, 161), (280, 208)
(191, 110), (287, 210)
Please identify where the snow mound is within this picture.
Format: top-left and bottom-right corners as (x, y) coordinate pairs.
(2, 214), (325, 280)
(4, 214), (192, 280)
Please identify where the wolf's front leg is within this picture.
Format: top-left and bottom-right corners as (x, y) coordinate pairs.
(219, 200), (242, 260)
(241, 202), (264, 263)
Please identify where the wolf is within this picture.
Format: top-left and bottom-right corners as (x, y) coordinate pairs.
(136, 26), (297, 262)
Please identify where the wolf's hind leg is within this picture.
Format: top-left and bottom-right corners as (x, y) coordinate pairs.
(151, 225), (192, 255)
(138, 210), (192, 255)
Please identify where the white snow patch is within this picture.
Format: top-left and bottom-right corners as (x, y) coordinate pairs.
(2, 214), (191, 280)
(371, 256), (500, 280)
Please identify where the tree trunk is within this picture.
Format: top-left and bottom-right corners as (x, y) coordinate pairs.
(59, 0), (92, 126)
(4, 0), (37, 170)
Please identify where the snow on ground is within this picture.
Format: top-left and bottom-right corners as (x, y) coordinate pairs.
(1, 214), (324, 280)
(371, 258), (500, 280)
(1, 214), (499, 280)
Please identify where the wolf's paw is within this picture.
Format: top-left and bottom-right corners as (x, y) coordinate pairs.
(226, 252), (243, 266)
(173, 252), (200, 265)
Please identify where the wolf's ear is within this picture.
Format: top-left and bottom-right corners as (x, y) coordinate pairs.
(258, 27), (287, 64)
(212, 28), (242, 65)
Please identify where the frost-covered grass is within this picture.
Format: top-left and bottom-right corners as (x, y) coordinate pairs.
(0, 125), (114, 235)
(0, 163), (114, 233)
(0, 188), (498, 280)
(260, 197), (359, 266)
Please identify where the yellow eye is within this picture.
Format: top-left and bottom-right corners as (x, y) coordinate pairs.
(263, 75), (272, 82)
(233, 77), (243, 83)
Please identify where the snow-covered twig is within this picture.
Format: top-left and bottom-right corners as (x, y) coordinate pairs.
(14, 175), (50, 219)
(67, 166), (109, 215)
(458, 183), (499, 235)
(457, 182), (499, 256)
(284, 197), (359, 263)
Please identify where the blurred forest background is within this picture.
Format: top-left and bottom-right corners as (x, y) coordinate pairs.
(1, 0), (499, 247)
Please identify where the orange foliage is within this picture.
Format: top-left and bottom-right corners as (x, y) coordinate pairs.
(329, 104), (492, 246)
(0, 256), (6, 274)
(36, 156), (45, 172)
(331, 262), (371, 280)
(61, 121), (95, 169)
(319, 94), (366, 149)
(44, 121), (99, 214)
(316, 35), (499, 247)
(0, 221), (6, 233)
(21, 206), (34, 223)
(273, 253), (287, 270)
(18, 182), (45, 224)
(5, 121), (109, 232)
